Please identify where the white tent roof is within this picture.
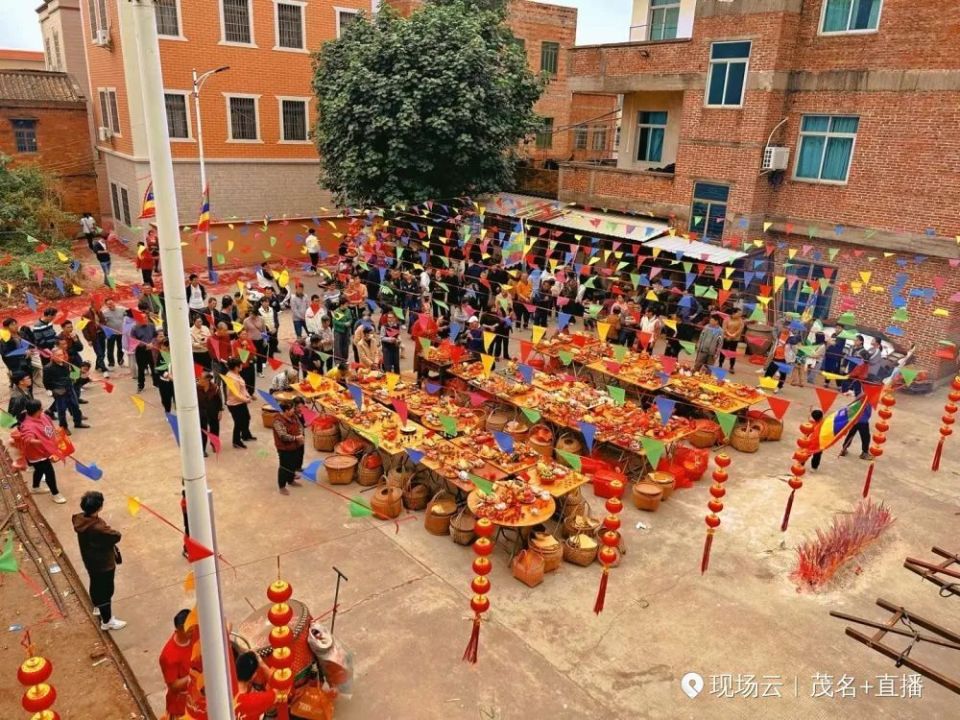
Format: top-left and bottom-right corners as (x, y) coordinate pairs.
(642, 235), (748, 266)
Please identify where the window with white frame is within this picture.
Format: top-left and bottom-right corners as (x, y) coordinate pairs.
(591, 125), (607, 151)
(164, 93), (190, 139)
(821, 0), (882, 34)
(280, 99), (309, 141)
(794, 115), (859, 183)
(648, 0), (680, 41)
(154, 0), (181, 37)
(636, 111), (667, 162)
(227, 95), (259, 141)
(222, 0), (253, 44)
(98, 89), (120, 134)
(706, 41), (751, 107)
(110, 181), (131, 226)
(276, 2), (305, 49)
(336, 9), (359, 38)
(87, 0), (108, 40)
(573, 127), (587, 150)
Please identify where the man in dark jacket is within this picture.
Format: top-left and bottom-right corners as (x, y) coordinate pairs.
(42, 349), (88, 433)
(73, 491), (126, 630)
(31, 307), (59, 366)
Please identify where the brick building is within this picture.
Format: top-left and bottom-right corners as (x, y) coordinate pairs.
(0, 50), (46, 71)
(556, 0), (960, 378)
(0, 69), (99, 217)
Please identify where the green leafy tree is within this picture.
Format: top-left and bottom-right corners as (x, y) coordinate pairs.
(312, 1), (543, 206)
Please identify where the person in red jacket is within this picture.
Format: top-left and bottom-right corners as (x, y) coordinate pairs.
(234, 651), (277, 720)
(17, 398), (66, 504)
(136, 240), (156, 287)
(158, 609), (193, 720)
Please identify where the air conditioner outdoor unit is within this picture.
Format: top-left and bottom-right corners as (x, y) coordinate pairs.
(98, 126), (113, 142)
(762, 146), (790, 171)
(94, 28), (110, 46)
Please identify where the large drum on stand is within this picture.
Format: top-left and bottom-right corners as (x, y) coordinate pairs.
(232, 599), (316, 687)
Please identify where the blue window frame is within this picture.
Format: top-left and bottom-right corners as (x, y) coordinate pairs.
(794, 115), (859, 183)
(636, 111), (667, 163)
(706, 41), (751, 107)
(691, 182), (729, 240)
(821, 0), (882, 33)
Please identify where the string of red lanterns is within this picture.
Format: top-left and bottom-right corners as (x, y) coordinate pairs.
(701, 453), (732, 573)
(463, 518), (495, 664)
(931, 376), (960, 471)
(862, 391), (896, 497)
(594, 478), (625, 613)
(780, 421), (815, 532)
(266, 579), (295, 720)
(18, 654), (58, 719)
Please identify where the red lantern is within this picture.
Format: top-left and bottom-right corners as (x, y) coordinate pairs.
(594, 475), (626, 614)
(472, 557), (492, 576)
(18, 657), (53, 686)
(267, 580), (293, 604)
(598, 546), (617, 566)
(605, 497), (623, 514)
(608, 479), (625, 498)
(708, 499), (724, 513)
(600, 531), (619, 548)
(270, 647), (293, 669)
(472, 537), (494, 557)
(470, 594), (490, 615)
(475, 518), (495, 538)
(709, 485), (726, 499)
(464, 531), (495, 663)
(863, 390), (897, 497)
(602, 514), (621, 532)
(701, 452), (733, 573)
(267, 603), (293, 627)
(705, 513), (721, 529)
(782, 422), (814, 532)
(471, 576), (491, 594)
(269, 667), (294, 694)
(269, 626), (292, 648)
(22, 684), (56, 713)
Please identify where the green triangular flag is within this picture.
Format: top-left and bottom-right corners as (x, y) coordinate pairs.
(470, 475), (495, 495)
(262, 250), (272, 259)
(715, 411), (737, 440)
(639, 436), (665, 469)
(0, 531), (19, 573)
(837, 328), (857, 340)
(899, 368), (918, 386)
(216, 253), (226, 265)
(521, 407), (541, 424)
(612, 344), (628, 362)
(693, 284), (706, 297)
(238, 348), (250, 363)
(702, 287), (718, 300)
(837, 311), (856, 326)
(69, 366), (81, 380)
(359, 430), (380, 449)
(392, 306), (405, 320)
(828, 248), (840, 261)
(607, 385), (625, 406)
(380, 285), (393, 296)
(21, 261), (30, 279)
(556, 449), (581, 472)
(586, 303), (601, 318)
(630, 273), (641, 289)
(678, 341), (696, 356)
(0, 410), (17, 429)
(419, 337), (431, 352)
(349, 496), (374, 517)
(891, 307), (909, 323)
(106, 275), (116, 289)
(749, 305), (766, 322)
(439, 415), (457, 437)
(796, 345), (818, 356)
(558, 350), (574, 366)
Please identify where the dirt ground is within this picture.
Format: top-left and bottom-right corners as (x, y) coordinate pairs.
(1, 266), (959, 719)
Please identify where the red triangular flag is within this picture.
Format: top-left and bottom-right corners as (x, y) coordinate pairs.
(193, 363), (205, 379)
(393, 398), (409, 426)
(132, 309), (147, 324)
(815, 387), (838, 413)
(518, 340), (533, 363)
(184, 536), (214, 563)
(267, 357), (283, 370)
(862, 382), (883, 408)
(659, 355), (677, 375)
(469, 392), (488, 408)
(448, 345), (465, 364)
(717, 289), (731, 308)
(101, 381), (114, 394)
(766, 395), (790, 421)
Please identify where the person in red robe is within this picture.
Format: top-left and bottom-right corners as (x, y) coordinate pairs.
(410, 299), (438, 378)
(234, 651), (277, 720)
(158, 609), (193, 719)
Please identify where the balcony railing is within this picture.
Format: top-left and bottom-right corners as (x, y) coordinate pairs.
(558, 162), (679, 215)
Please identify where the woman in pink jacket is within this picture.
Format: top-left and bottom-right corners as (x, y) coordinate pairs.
(18, 398), (66, 504)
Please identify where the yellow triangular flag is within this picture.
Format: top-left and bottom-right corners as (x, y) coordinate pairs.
(757, 296), (772, 306)
(661, 318), (677, 332)
(220, 373), (242, 398)
(763, 221), (773, 232)
(788, 248), (797, 260)
(307, 371), (323, 390)
(596, 321), (611, 342)
(72, 284), (84, 295)
(721, 279), (733, 291)
(759, 376), (779, 390)
(56, 251), (70, 262)
(724, 267), (735, 278)
(75, 317), (90, 332)
(752, 239), (763, 248)
(131, 395), (145, 415)
(0, 328), (9, 342)
(183, 570), (195, 592)
(482, 331), (496, 352)
(773, 276), (786, 293)
(531, 325), (546, 345)
(480, 354), (495, 377)
(126, 496), (141, 516)
(232, 321), (243, 333)
(652, 248), (662, 258)
(859, 271), (872, 284)
(645, 290), (659, 301)
(237, 281), (246, 294)
(385, 372), (399, 392)
(933, 308), (950, 317)
(850, 281), (863, 295)
(821, 371), (848, 381)
(227, 240), (235, 253)
(277, 269), (290, 288)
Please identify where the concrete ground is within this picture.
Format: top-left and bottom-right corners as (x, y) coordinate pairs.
(9, 273), (960, 720)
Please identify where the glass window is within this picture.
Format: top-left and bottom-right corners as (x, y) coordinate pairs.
(281, 100), (308, 141)
(780, 260), (835, 320)
(636, 110), (667, 162)
(822, 0), (882, 33)
(164, 94), (189, 139)
(222, 0), (252, 44)
(591, 125), (607, 151)
(110, 182), (121, 221)
(12, 120), (38, 153)
(690, 182), (729, 240)
(706, 41), (751, 107)
(120, 186), (131, 227)
(649, 0), (680, 41)
(337, 10), (358, 37)
(99, 89), (119, 133)
(540, 41), (559, 77)
(88, 0), (108, 39)
(53, 31), (62, 68)
(536, 117), (553, 149)
(277, 3), (304, 49)
(154, 0), (180, 37)
(228, 96), (258, 140)
(573, 127), (587, 150)
(795, 115), (859, 183)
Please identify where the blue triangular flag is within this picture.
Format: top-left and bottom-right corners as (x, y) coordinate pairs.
(347, 384), (363, 410)
(578, 420), (596, 453)
(776, 362), (793, 375)
(74, 460), (103, 481)
(557, 312), (571, 331)
(518, 363), (534, 384)
(258, 389), (281, 411)
(166, 412), (180, 446)
(102, 326), (116, 338)
(54, 277), (65, 295)
(302, 460), (322, 482)
(493, 431), (514, 454)
(25, 292), (37, 312)
(209, 270), (218, 284)
(655, 397), (676, 424)
(708, 365), (728, 383)
(405, 447), (424, 465)
(425, 381), (441, 395)
(449, 322), (462, 342)
(366, 298), (379, 312)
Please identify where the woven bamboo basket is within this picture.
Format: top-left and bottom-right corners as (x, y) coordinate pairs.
(356, 452), (383, 487)
(562, 505), (600, 538)
(731, 422), (762, 453)
(759, 412), (783, 441)
(528, 424), (554, 462)
(562, 534), (598, 567)
(689, 424), (719, 449)
(485, 406), (513, 433)
(632, 482), (662, 512)
(370, 481), (403, 519)
(647, 471), (676, 501)
(449, 507), (477, 546)
(261, 406), (278, 429)
(424, 490), (457, 535)
(529, 533), (562, 572)
(311, 420), (340, 452)
(401, 472), (430, 511)
(561, 487), (586, 519)
(323, 454), (357, 485)
(503, 418), (530, 443)
(555, 432), (584, 458)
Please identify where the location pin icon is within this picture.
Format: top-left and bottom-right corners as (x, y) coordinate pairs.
(681, 672), (704, 699)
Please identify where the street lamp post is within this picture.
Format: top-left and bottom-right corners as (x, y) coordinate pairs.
(192, 65), (229, 281)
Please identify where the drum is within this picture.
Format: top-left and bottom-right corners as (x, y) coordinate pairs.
(232, 599), (315, 686)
